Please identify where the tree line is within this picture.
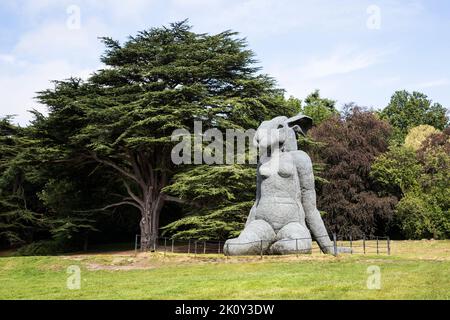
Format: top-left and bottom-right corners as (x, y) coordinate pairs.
(0, 21), (448, 254)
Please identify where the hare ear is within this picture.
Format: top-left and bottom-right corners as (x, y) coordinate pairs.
(285, 114), (313, 136)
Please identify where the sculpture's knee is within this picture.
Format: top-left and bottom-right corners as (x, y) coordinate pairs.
(224, 220), (275, 256)
(275, 222), (311, 240)
(270, 222), (312, 255)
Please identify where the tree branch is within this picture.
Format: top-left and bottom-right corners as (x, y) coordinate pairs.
(74, 201), (142, 213)
(162, 194), (200, 207)
(90, 152), (140, 185)
(98, 201), (142, 211)
(127, 149), (147, 190)
(123, 180), (144, 207)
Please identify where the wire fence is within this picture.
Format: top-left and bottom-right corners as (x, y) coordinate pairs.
(134, 233), (391, 257)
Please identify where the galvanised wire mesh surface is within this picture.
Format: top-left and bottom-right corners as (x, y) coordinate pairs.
(134, 234), (391, 256)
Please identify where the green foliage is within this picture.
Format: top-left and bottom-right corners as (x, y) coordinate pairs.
(15, 240), (68, 256)
(370, 146), (422, 196)
(0, 117), (43, 247)
(0, 196), (40, 246)
(371, 127), (450, 239)
(162, 165), (256, 240)
(38, 179), (99, 242)
(302, 90), (338, 125)
(164, 165), (256, 205)
(161, 202), (252, 240)
(396, 193), (449, 239)
(380, 90), (449, 143)
(374, 94), (449, 239)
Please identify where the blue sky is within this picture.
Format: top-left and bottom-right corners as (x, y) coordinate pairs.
(1, 0), (449, 125)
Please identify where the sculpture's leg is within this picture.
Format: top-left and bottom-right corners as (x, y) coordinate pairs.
(224, 220), (276, 256)
(270, 222), (312, 255)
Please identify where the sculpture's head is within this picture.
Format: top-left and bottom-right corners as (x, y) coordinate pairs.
(253, 114), (313, 152)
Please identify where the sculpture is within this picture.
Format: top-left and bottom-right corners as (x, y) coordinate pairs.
(224, 114), (349, 255)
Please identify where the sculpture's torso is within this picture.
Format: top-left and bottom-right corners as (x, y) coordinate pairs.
(255, 152), (306, 231)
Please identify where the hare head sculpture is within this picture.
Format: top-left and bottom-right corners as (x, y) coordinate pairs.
(253, 114), (313, 152)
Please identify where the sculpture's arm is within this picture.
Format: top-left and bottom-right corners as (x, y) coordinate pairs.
(245, 163), (261, 227)
(294, 151), (334, 254)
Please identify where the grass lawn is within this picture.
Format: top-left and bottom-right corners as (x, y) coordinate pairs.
(0, 240), (449, 300)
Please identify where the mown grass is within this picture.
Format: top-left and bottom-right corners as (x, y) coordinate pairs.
(0, 240), (448, 300)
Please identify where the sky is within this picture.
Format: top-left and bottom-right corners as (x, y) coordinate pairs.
(1, 0), (449, 125)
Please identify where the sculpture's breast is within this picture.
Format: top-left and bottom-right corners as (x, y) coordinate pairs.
(259, 154), (295, 179)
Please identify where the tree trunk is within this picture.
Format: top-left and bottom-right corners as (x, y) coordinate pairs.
(90, 151), (170, 251)
(140, 213), (152, 250)
(153, 208), (161, 238)
(140, 193), (153, 250)
(140, 192), (164, 250)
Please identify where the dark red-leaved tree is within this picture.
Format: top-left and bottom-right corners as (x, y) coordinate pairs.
(309, 106), (398, 238)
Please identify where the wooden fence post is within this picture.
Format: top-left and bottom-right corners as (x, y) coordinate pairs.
(349, 234), (352, 254)
(387, 237), (391, 255)
(363, 234), (366, 254)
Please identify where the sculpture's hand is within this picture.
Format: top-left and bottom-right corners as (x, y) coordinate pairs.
(322, 245), (353, 255)
(336, 246), (352, 254)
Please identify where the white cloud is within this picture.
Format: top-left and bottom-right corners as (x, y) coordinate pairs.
(372, 76), (401, 87)
(0, 54), (16, 64)
(267, 46), (395, 88)
(0, 13), (106, 125)
(416, 79), (450, 89)
(299, 46), (392, 79)
(168, 0), (427, 39)
(97, 0), (155, 23)
(168, 0), (364, 37)
(13, 18), (106, 62)
(265, 45), (398, 110)
(3, 0), (156, 27)
(0, 60), (94, 125)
